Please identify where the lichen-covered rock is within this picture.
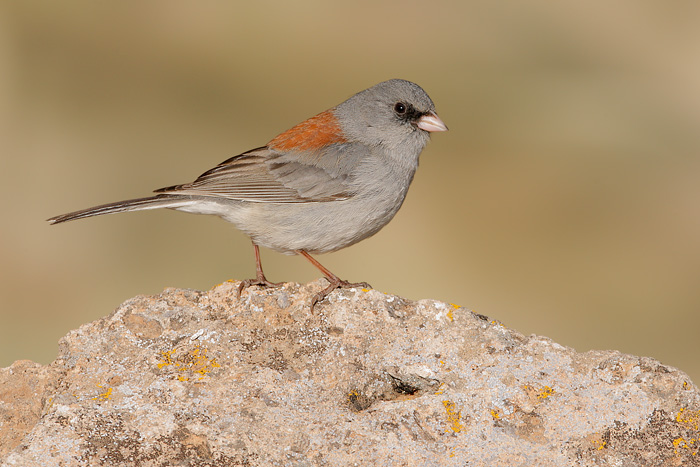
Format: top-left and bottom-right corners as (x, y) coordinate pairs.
(1, 280), (698, 466)
(0, 360), (60, 458)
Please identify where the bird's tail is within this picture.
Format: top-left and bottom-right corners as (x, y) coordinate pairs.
(47, 195), (190, 224)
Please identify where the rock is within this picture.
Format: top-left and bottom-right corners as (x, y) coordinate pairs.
(1, 280), (699, 466)
(0, 360), (60, 458)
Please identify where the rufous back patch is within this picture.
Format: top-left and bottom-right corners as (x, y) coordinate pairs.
(268, 110), (346, 152)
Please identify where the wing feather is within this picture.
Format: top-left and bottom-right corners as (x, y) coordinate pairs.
(154, 146), (356, 203)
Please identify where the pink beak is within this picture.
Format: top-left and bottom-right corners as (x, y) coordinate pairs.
(417, 111), (448, 132)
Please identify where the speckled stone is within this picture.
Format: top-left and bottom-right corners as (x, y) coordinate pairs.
(1, 280), (698, 466)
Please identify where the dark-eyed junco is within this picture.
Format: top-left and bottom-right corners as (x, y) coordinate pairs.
(49, 79), (447, 308)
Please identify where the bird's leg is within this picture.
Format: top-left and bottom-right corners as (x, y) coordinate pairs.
(237, 243), (283, 298)
(297, 250), (371, 310)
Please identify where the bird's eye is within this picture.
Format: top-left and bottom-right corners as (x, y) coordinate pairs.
(394, 102), (406, 114)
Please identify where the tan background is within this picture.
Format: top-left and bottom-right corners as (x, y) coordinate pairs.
(1, 2), (699, 384)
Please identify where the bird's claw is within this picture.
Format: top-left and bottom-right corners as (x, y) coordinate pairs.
(310, 279), (372, 311)
(236, 278), (284, 299)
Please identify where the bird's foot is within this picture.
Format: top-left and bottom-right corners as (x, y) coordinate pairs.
(310, 278), (371, 311)
(236, 277), (284, 299)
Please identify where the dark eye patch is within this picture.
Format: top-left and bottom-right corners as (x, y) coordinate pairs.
(393, 102), (425, 123)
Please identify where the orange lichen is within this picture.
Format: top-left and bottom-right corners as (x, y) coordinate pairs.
(157, 345), (221, 382)
(157, 349), (175, 369)
(211, 279), (236, 289)
(537, 386), (555, 399)
(673, 408), (700, 457)
(444, 303), (460, 321)
(523, 384), (556, 401)
(437, 360), (452, 373)
(677, 408), (700, 431)
(92, 384), (113, 401)
(442, 400), (464, 433)
(673, 437), (697, 456)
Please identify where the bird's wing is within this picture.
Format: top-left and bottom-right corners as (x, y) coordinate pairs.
(154, 145), (360, 203)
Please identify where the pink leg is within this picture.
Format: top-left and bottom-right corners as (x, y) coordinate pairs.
(236, 243), (283, 298)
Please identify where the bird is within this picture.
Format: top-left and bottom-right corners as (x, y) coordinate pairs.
(48, 79), (447, 309)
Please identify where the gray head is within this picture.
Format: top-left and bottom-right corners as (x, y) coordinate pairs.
(334, 79), (446, 153)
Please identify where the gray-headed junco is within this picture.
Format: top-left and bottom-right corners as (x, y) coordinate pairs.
(49, 79), (447, 308)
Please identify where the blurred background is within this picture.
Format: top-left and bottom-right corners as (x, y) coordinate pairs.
(1, 2), (699, 384)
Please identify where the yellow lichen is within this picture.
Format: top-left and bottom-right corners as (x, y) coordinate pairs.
(537, 386), (555, 399)
(437, 360), (452, 373)
(523, 384), (556, 401)
(157, 349), (175, 369)
(442, 400), (464, 433)
(676, 408), (700, 431)
(211, 279), (236, 289)
(157, 345), (221, 381)
(490, 409), (501, 420)
(446, 303), (459, 322)
(92, 384), (113, 401)
(673, 437), (697, 456)
(672, 408), (700, 457)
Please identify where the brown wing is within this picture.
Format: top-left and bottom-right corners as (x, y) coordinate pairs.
(154, 146), (355, 203)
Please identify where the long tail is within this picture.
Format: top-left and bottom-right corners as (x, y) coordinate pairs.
(47, 195), (190, 224)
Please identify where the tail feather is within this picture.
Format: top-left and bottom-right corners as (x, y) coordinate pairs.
(47, 195), (189, 224)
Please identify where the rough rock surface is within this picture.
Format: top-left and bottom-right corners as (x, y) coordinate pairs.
(1, 280), (699, 466)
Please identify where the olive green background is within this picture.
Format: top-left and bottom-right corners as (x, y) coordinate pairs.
(1, 2), (699, 384)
